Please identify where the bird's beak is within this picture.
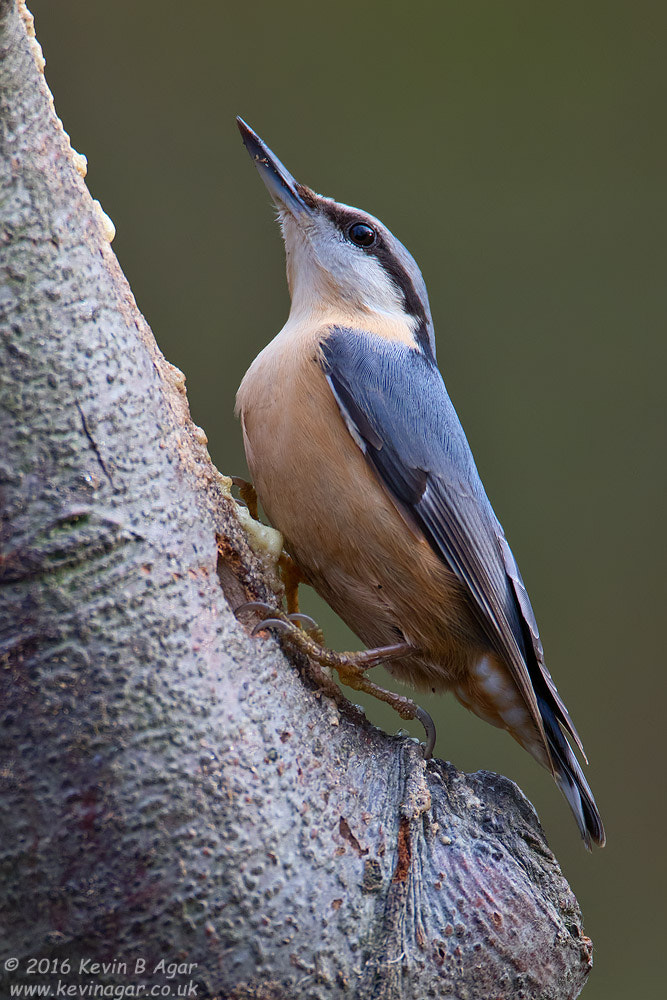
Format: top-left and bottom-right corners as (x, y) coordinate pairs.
(237, 117), (313, 219)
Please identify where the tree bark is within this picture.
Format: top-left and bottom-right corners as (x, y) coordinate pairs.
(0, 3), (593, 998)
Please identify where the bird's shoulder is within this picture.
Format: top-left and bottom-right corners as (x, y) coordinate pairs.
(319, 323), (480, 490)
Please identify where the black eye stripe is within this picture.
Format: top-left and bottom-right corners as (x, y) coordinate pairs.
(321, 201), (431, 353)
(322, 203), (366, 236)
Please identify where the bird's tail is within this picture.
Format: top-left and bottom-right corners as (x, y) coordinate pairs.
(539, 697), (606, 849)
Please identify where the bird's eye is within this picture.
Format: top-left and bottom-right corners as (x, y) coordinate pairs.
(347, 222), (376, 248)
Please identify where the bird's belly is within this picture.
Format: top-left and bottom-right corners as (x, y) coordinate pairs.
(238, 354), (487, 691)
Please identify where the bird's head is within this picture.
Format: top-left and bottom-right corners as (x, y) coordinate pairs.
(237, 117), (434, 355)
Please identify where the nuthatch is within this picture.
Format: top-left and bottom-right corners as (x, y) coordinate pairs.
(235, 118), (605, 848)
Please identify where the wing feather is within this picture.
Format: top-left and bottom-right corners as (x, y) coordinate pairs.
(321, 327), (582, 765)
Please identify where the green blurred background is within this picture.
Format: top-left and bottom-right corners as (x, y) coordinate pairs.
(28, 2), (665, 996)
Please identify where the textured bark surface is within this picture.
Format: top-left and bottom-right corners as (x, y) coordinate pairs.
(0, 3), (593, 998)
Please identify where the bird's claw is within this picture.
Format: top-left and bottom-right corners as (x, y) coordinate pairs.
(414, 706), (436, 759)
(251, 616), (296, 637)
(235, 601), (323, 641)
(284, 611), (320, 632)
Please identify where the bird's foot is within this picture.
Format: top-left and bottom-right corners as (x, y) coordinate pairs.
(333, 658), (437, 758)
(278, 551), (307, 616)
(231, 476), (259, 521)
(236, 602), (436, 758)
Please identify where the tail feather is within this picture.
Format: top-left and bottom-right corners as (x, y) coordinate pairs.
(539, 697), (606, 849)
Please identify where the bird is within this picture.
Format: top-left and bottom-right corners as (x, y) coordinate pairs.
(234, 117), (605, 848)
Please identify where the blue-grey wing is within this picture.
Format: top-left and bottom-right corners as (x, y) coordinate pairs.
(320, 326), (584, 755)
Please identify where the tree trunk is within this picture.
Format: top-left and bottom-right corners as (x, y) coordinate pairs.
(0, 3), (592, 997)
